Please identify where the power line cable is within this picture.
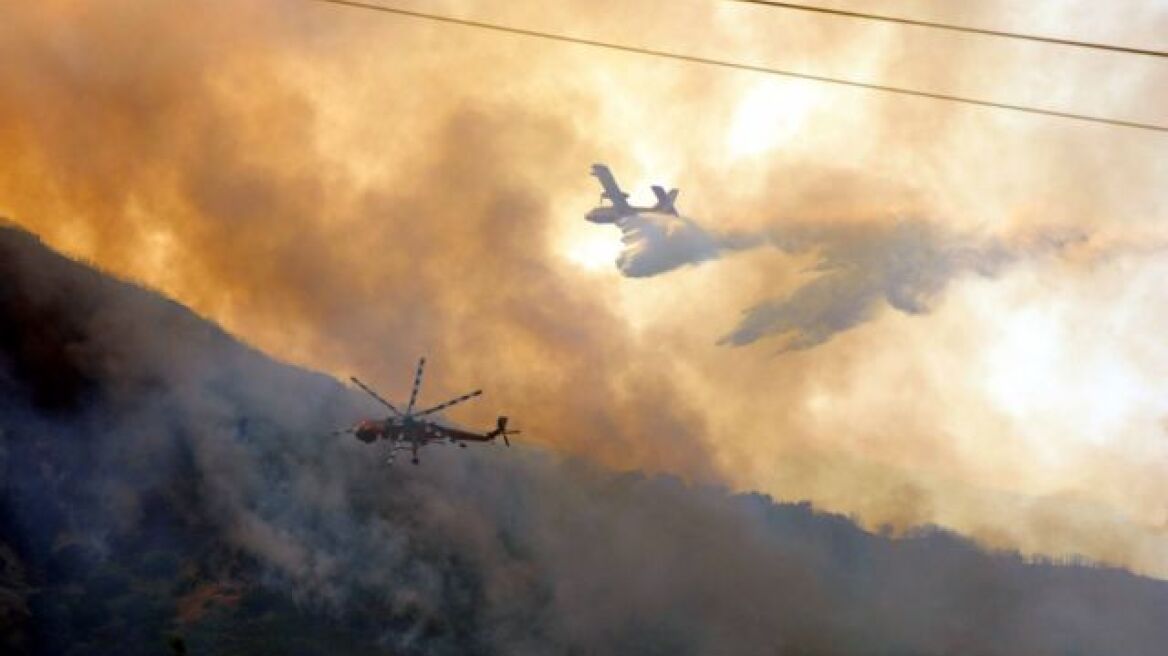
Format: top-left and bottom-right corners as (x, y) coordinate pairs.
(724, 0), (1168, 58)
(307, 0), (1168, 133)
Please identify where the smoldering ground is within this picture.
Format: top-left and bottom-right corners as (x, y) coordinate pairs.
(5, 225), (1168, 655)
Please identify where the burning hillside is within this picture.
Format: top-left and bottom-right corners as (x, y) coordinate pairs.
(2, 222), (1167, 654)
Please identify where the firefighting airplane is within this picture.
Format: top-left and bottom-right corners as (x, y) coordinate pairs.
(335, 357), (517, 465)
(585, 163), (679, 224)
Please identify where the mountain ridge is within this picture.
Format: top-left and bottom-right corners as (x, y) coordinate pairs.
(1, 222), (1166, 655)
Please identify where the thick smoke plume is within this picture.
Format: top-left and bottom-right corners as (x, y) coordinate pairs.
(2, 0), (1167, 580)
(5, 224), (1168, 654)
(0, 0), (718, 481)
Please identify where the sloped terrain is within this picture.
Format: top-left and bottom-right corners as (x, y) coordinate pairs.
(2, 222), (1167, 655)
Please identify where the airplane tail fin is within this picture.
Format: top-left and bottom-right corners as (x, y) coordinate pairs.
(591, 164), (631, 211)
(651, 186), (680, 215)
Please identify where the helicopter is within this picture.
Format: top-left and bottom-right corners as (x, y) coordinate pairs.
(336, 357), (517, 464)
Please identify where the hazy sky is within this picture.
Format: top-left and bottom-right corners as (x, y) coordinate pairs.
(3, 0), (1167, 575)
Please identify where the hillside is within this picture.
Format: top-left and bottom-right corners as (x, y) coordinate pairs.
(1, 222), (1166, 655)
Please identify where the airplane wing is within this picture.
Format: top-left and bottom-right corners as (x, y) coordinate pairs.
(590, 164), (631, 211)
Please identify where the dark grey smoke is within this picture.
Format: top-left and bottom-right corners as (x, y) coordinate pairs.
(3, 223), (1167, 655)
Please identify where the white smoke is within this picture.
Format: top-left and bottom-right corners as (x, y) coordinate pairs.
(611, 212), (722, 277)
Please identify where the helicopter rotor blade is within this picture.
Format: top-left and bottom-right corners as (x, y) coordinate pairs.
(350, 376), (404, 417)
(414, 389), (482, 417)
(406, 357), (425, 415)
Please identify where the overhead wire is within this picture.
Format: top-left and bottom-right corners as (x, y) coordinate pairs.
(306, 0), (1168, 134)
(723, 0), (1168, 59)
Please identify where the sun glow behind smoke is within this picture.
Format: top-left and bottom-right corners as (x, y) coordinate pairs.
(974, 264), (1168, 463)
(561, 221), (625, 271)
(725, 80), (820, 159)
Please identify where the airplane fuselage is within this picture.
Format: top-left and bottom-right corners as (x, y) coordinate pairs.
(585, 206), (626, 224)
(586, 205), (663, 224)
(586, 164), (679, 223)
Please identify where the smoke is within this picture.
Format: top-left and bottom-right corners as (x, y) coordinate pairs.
(2, 0), (1168, 583)
(0, 0), (722, 481)
(727, 221), (1019, 350)
(612, 212), (722, 277)
(600, 212), (1107, 350)
(4, 224), (1168, 655)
